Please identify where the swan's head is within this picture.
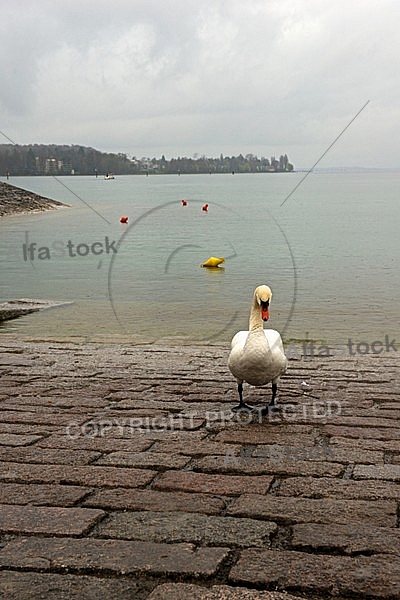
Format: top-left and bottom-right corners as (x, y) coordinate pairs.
(254, 285), (272, 321)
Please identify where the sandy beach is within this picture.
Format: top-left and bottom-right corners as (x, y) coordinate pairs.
(0, 335), (399, 599)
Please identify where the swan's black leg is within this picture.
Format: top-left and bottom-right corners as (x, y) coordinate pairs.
(231, 382), (254, 412)
(271, 382), (277, 405)
(259, 382), (280, 418)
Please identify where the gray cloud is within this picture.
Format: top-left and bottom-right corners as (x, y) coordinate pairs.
(1, 0), (399, 166)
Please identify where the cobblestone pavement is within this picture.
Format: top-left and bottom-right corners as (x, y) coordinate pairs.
(0, 337), (399, 599)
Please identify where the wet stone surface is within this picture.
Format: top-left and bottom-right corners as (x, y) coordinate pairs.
(0, 338), (399, 599)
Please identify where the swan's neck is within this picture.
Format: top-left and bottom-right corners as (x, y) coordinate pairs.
(249, 296), (264, 332)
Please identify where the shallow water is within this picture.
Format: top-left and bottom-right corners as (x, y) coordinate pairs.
(0, 172), (399, 345)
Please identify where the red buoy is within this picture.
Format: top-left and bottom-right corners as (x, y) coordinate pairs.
(181, 200), (187, 206)
(202, 203), (209, 212)
(120, 216), (128, 223)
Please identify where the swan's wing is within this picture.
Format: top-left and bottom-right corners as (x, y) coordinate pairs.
(230, 330), (249, 349)
(264, 329), (284, 352)
(264, 329), (288, 377)
(228, 331), (249, 381)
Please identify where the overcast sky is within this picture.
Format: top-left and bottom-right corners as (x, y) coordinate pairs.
(1, 0), (398, 167)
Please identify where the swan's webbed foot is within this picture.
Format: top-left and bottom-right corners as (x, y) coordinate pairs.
(231, 382), (254, 412)
(258, 404), (281, 418)
(231, 402), (254, 413)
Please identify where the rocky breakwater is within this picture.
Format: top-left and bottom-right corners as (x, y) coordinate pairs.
(0, 299), (73, 323)
(0, 181), (68, 217)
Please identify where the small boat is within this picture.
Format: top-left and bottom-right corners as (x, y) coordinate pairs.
(104, 173), (115, 180)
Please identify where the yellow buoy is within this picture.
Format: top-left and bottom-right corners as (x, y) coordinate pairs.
(201, 257), (225, 268)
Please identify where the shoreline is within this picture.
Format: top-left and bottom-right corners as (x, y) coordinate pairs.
(0, 180), (69, 217)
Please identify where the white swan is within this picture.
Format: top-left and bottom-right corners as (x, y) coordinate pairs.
(228, 285), (287, 415)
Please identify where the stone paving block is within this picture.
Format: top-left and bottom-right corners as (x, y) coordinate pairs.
(0, 355), (36, 366)
(355, 408), (400, 420)
(227, 494), (397, 526)
(137, 429), (209, 442)
(0, 572), (150, 600)
(110, 398), (182, 410)
(0, 461), (157, 488)
(94, 451), (191, 469)
(105, 388), (153, 401)
(229, 548), (400, 597)
(65, 424), (208, 444)
(276, 476), (400, 500)
(353, 464), (400, 481)
(0, 410), (86, 426)
(0, 386), (24, 397)
(192, 455), (343, 477)
(0, 446), (101, 465)
(0, 536), (230, 577)
(0, 402), (98, 414)
(154, 471), (274, 495)
(324, 415), (400, 428)
(95, 510), (277, 547)
(176, 401), (237, 414)
(51, 396), (112, 409)
(291, 522), (400, 555)
(347, 382), (398, 395)
(0, 423), (61, 435)
(149, 439), (240, 456)
(0, 377), (41, 385)
(147, 583), (306, 599)
(83, 488), (225, 514)
(214, 425), (314, 445)
(0, 483), (91, 506)
(0, 433), (43, 446)
(309, 445), (384, 464)
(324, 424), (400, 440)
(0, 504), (105, 535)
(38, 434), (154, 452)
(95, 412), (206, 430)
(379, 402), (400, 410)
(331, 436), (400, 452)
(98, 408), (171, 419)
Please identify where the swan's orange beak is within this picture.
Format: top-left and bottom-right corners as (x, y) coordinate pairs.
(262, 306), (269, 321)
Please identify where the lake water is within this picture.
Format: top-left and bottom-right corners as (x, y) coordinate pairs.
(0, 172), (399, 346)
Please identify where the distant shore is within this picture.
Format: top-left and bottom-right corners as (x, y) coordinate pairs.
(0, 181), (68, 217)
